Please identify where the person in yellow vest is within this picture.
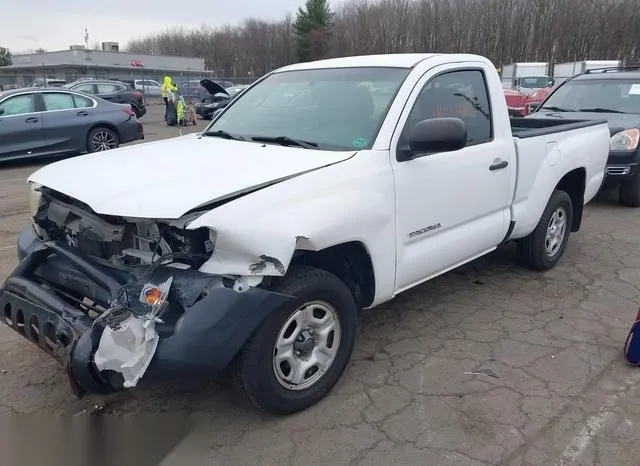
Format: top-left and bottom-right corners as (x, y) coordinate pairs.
(161, 76), (178, 124)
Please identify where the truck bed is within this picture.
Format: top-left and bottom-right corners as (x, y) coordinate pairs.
(508, 117), (610, 240)
(510, 117), (608, 138)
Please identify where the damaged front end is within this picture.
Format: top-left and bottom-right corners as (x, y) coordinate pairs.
(0, 186), (294, 396)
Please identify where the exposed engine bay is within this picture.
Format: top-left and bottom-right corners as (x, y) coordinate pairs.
(32, 187), (216, 270)
(22, 186), (276, 390)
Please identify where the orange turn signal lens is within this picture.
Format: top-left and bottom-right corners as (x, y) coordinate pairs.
(143, 287), (163, 305)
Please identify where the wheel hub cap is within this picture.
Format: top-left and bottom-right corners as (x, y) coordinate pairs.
(545, 206), (567, 257)
(294, 329), (316, 353)
(92, 131), (117, 151)
(273, 300), (341, 391)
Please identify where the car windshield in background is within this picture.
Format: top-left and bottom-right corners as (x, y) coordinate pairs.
(541, 79), (640, 114)
(204, 67), (410, 151)
(227, 85), (248, 95)
(520, 77), (552, 88)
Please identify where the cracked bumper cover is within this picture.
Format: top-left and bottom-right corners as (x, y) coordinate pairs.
(0, 225), (293, 396)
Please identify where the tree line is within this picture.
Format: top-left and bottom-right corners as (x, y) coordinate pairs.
(126, 0), (640, 77)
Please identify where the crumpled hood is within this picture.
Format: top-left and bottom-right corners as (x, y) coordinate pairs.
(29, 134), (356, 219)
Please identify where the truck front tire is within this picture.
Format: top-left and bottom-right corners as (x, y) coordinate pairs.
(231, 266), (359, 415)
(517, 189), (573, 271)
(619, 174), (640, 207)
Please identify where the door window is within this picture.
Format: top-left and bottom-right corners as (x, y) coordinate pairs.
(401, 69), (493, 148)
(73, 94), (94, 108)
(0, 94), (36, 116)
(74, 84), (96, 94)
(97, 83), (121, 94)
(43, 93), (76, 111)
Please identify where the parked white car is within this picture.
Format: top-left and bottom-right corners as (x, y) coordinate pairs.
(133, 79), (162, 97)
(1, 53), (610, 415)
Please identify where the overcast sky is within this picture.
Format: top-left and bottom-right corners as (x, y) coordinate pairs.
(3, 0), (343, 54)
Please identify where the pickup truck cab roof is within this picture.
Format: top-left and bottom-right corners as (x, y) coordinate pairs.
(1, 53), (611, 415)
(275, 53), (443, 70)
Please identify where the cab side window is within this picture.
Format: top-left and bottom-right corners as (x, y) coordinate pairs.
(400, 70), (493, 148)
(0, 94), (36, 116)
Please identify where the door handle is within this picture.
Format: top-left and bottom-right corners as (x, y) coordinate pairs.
(25, 117), (39, 123)
(489, 160), (509, 171)
(77, 111), (89, 116)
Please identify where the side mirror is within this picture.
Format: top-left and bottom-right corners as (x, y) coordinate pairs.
(0, 107), (4, 115)
(404, 118), (467, 159)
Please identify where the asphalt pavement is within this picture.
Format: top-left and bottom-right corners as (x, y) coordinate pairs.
(0, 106), (639, 465)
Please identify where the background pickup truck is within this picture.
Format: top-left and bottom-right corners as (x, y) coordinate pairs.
(0, 53), (610, 415)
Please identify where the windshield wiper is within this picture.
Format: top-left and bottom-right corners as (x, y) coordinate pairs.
(578, 108), (627, 114)
(540, 106), (575, 112)
(202, 129), (244, 141)
(251, 136), (318, 149)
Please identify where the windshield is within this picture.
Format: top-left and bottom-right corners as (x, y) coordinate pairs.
(519, 77), (553, 89)
(541, 78), (640, 114)
(204, 67), (410, 151)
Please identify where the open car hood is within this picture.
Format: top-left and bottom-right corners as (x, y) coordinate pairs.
(200, 79), (229, 97)
(28, 134), (357, 219)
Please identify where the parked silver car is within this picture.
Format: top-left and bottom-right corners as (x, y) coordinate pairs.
(30, 78), (68, 88)
(0, 88), (144, 162)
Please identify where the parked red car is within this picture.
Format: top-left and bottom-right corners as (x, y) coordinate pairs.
(524, 86), (557, 112)
(504, 88), (531, 117)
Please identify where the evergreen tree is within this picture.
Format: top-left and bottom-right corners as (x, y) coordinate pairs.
(292, 0), (334, 63)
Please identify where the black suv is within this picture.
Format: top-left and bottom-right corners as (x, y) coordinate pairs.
(527, 67), (640, 207)
(65, 80), (147, 118)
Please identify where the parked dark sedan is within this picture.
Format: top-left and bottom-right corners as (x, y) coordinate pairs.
(0, 87), (144, 162)
(194, 80), (249, 119)
(65, 80), (147, 118)
(175, 79), (208, 102)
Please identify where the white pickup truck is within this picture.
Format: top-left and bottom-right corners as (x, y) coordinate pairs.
(0, 53), (609, 414)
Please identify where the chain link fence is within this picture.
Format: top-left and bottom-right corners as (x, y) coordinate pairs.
(0, 69), (259, 105)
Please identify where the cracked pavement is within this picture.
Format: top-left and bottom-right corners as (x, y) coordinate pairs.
(1, 106), (640, 465)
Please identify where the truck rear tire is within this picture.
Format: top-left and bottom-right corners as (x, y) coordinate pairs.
(619, 175), (640, 207)
(517, 189), (573, 271)
(231, 266), (359, 415)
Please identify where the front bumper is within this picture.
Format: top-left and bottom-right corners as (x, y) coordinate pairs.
(0, 226), (292, 396)
(508, 106), (528, 118)
(602, 149), (640, 186)
(195, 104), (217, 118)
(603, 162), (640, 187)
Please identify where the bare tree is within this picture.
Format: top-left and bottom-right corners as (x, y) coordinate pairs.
(126, 0), (640, 77)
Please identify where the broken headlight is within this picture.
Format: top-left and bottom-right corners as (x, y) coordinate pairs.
(28, 182), (42, 218)
(28, 182), (47, 238)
